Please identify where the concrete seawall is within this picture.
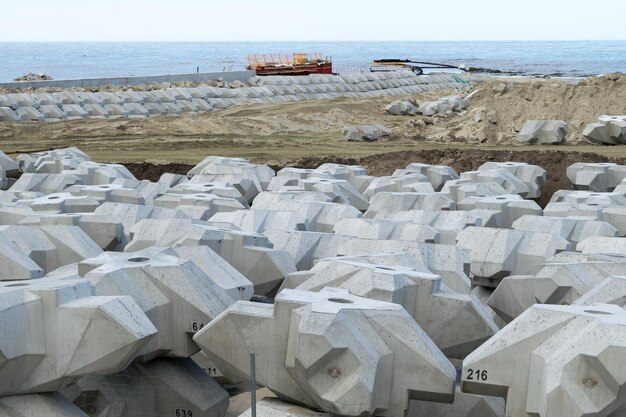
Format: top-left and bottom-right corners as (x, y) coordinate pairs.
(0, 70), (256, 90)
(0, 71), (489, 123)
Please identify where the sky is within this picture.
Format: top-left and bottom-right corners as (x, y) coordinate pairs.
(1, 0), (625, 42)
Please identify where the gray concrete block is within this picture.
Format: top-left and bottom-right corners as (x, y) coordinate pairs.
(462, 304), (626, 417)
(0, 393), (89, 417)
(65, 358), (229, 417)
(285, 258), (497, 359)
(517, 120), (568, 145)
(0, 277), (156, 394)
(194, 288), (456, 417)
(342, 124), (391, 142)
(456, 226), (571, 288)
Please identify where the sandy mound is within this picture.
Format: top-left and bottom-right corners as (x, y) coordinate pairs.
(408, 73), (626, 144)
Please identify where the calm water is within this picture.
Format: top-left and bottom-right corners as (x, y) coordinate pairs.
(2, 41), (626, 82)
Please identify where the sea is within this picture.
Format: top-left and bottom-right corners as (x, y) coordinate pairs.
(2, 41), (626, 82)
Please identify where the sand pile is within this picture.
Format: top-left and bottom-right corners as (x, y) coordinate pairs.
(406, 73), (626, 144)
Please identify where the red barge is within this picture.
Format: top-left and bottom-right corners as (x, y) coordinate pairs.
(247, 53), (333, 76)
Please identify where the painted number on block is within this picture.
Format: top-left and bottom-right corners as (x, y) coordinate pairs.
(176, 410), (193, 417)
(192, 322), (205, 332)
(204, 367), (218, 376)
(466, 369), (488, 381)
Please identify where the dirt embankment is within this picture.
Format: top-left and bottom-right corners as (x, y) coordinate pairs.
(125, 149), (626, 208)
(410, 73), (626, 145)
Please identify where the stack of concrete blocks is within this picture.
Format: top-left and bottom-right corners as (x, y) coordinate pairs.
(194, 288), (457, 417)
(0, 72), (488, 123)
(583, 115), (626, 144)
(462, 304), (626, 417)
(3, 147), (626, 417)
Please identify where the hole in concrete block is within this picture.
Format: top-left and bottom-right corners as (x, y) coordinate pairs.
(127, 257), (150, 263)
(48, 196), (60, 200)
(328, 298), (353, 304)
(5, 283), (29, 287)
(496, 197), (507, 200)
(584, 310), (612, 315)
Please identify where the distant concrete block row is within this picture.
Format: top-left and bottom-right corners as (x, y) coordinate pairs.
(0, 72), (487, 122)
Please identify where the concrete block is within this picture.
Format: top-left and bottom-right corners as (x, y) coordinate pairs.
(457, 195), (542, 228)
(0, 277), (156, 394)
(65, 358), (229, 417)
(333, 218), (440, 243)
(75, 246), (251, 359)
(0, 224), (103, 279)
(188, 157), (275, 203)
(387, 209), (499, 244)
(512, 214), (618, 246)
(296, 177), (369, 210)
(170, 181), (247, 206)
(578, 236), (626, 255)
(385, 100), (418, 116)
(15, 107), (44, 121)
(365, 192), (456, 218)
(441, 180), (509, 202)
(285, 258), (497, 359)
(573, 275), (626, 307)
(18, 212), (125, 251)
(39, 105), (67, 120)
(478, 161), (547, 199)
(583, 115), (626, 144)
(252, 194), (362, 233)
(517, 120), (568, 144)
(194, 288), (456, 417)
(154, 193), (245, 218)
(103, 104), (128, 117)
(209, 208), (310, 233)
(567, 162), (626, 191)
(122, 103), (149, 117)
(126, 218), (296, 295)
(61, 105), (88, 118)
(456, 226), (571, 288)
(409, 385), (504, 417)
(238, 398), (324, 417)
(0, 107), (19, 122)
(342, 124), (391, 141)
(393, 163), (459, 191)
(23, 192), (101, 213)
(66, 183), (147, 205)
(266, 230), (471, 294)
(0, 393), (89, 417)
(363, 174), (434, 199)
(488, 252), (626, 323)
(83, 103), (110, 118)
(459, 169), (531, 197)
(462, 304), (626, 417)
